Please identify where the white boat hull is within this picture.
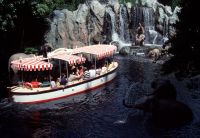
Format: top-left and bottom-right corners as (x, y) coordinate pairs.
(10, 68), (117, 104)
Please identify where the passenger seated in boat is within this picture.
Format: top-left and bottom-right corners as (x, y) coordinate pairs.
(68, 67), (82, 82)
(89, 65), (96, 78)
(107, 62), (115, 71)
(41, 78), (50, 87)
(60, 74), (68, 85)
(74, 66), (80, 76)
(68, 74), (77, 82)
(31, 79), (42, 88)
(78, 65), (84, 77)
(83, 67), (90, 80)
(101, 64), (107, 75)
(56, 78), (60, 87)
(50, 79), (56, 89)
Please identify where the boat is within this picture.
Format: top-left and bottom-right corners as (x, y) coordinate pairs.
(8, 44), (118, 104)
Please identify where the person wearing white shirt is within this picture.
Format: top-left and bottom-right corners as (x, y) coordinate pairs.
(50, 80), (56, 88)
(89, 69), (96, 78)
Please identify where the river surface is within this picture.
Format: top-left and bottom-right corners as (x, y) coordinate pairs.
(1, 54), (200, 138)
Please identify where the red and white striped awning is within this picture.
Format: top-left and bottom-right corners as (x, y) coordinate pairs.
(72, 44), (117, 59)
(48, 49), (86, 65)
(11, 56), (53, 71)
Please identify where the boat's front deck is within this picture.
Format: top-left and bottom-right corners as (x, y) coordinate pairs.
(10, 85), (52, 93)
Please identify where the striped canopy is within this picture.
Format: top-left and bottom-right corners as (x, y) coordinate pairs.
(11, 56), (53, 71)
(48, 48), (86, 64)
(10, 44), (116, 71)
(72, 44), (117, 59)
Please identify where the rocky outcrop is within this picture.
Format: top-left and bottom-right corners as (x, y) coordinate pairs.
(45, 0), (181, 49)
(45, 0), (107, 49)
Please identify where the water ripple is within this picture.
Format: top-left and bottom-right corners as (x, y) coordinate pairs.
(1, 55), (200, 137)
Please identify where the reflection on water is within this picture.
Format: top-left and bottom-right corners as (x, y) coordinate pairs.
(1, 55), (200, 137)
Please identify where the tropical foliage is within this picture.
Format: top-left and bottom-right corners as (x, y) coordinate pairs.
(171, 0), (181, 9)
(24, 47), (38, 54)
(158, 0), (181, 9)
(0, 0), (86, 53)
(162, 0), (200, 77)
(0, 0), (84, 33)
(119, 0), (137, 4)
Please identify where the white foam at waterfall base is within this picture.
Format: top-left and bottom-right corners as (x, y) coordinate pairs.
(148, 29), (158, 44)
(112, 32), (131, 51)
(145, 44), (162, 47)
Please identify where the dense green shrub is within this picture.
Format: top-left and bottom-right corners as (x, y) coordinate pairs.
(119, 0), (137, 4)
(24, 47), (38, 54)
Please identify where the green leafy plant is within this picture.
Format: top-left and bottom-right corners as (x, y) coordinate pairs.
(24, 47), (38, 54)
(171, 0), (181, 10)
(119, 0), (137, 4)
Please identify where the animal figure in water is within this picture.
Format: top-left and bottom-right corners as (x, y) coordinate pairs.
(147, 48), (161, 61)
(123, 79), (193, 127)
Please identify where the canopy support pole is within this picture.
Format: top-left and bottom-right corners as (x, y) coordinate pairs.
(49, 70), (51, 83)
(48, 59), (51, 83)
(21, 70), (24, 84)
(94, 56), (97, 77)
(66, 61), (69, 79)
(59, 60), (61, 78)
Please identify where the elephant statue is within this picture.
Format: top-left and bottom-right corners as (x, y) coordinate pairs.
(150, 79), (177, 100)
(8, 53), (34, 84)
(151, 99), (192, 127)
(123, 80), (193, 127)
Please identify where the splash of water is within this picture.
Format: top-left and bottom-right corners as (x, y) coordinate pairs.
(149, 29), (158, 44)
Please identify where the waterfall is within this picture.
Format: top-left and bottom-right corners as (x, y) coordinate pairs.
(149, 30), (158, 44)
(143, 7), (155, 30)
(130, 7), (145, 44)
(163, 15), (169, 37)
(104, 5), (164, 49)
(119, 4), (130, 42)
(105, 7), (117, 39)
(130, 6), (163, 46)
(131, 7), (144, 28)
(105, 7), (131, 50)
(143, 7), (155, 44)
